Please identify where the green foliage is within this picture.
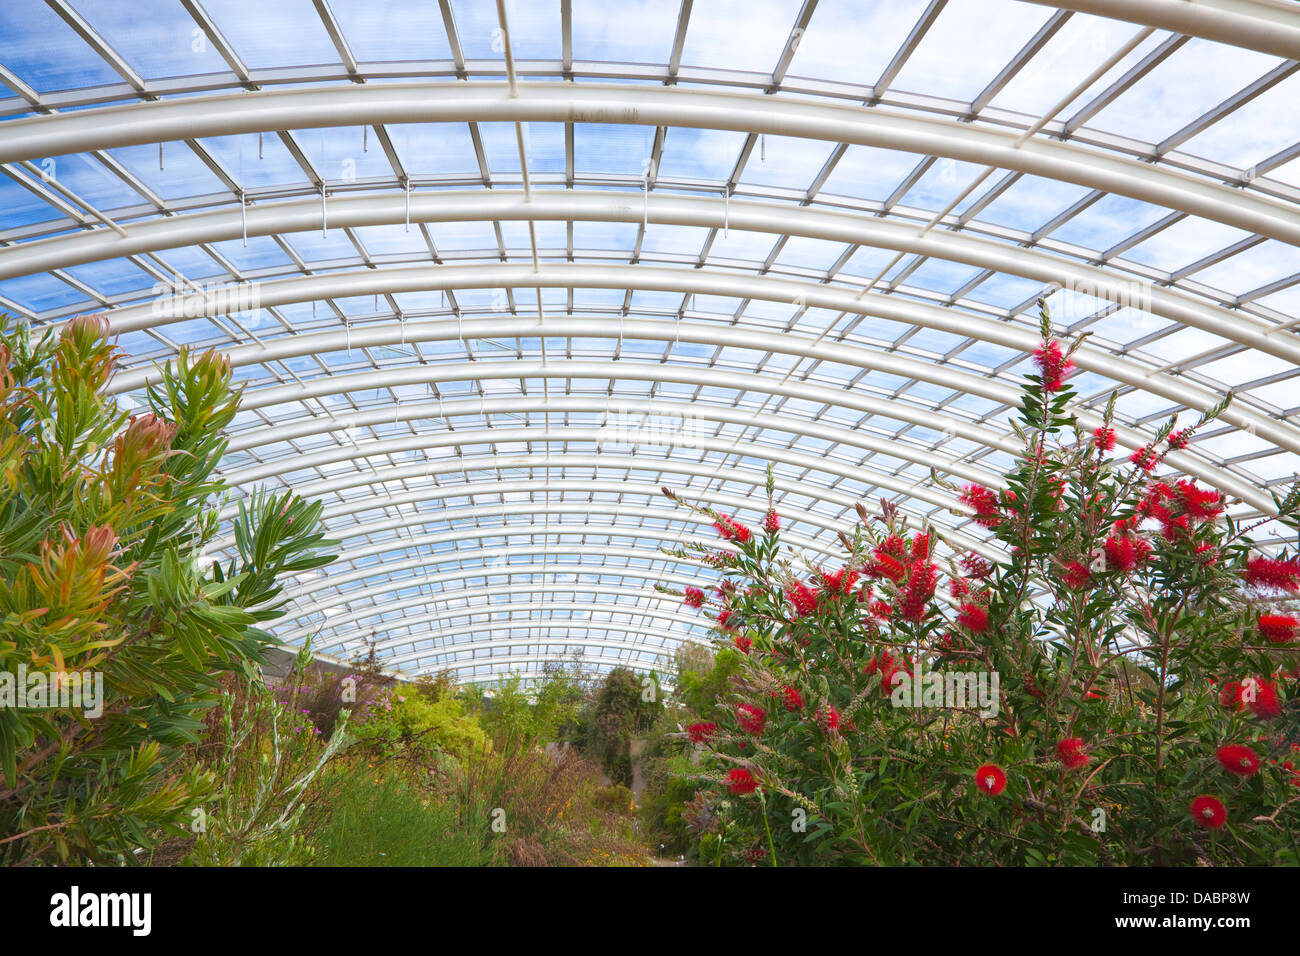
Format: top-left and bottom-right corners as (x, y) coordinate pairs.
(376, 692), (490, 763)
(0, 314), (336, 865)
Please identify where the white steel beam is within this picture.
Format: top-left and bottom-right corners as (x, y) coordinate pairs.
(1020, 0), (1300, 60)
(8, 190), (1267, 353)
(4, 83), (1296, 243)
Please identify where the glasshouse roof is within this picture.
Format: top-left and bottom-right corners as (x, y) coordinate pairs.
(2, 0), (1298, 683)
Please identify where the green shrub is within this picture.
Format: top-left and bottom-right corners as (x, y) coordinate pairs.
(0, 315), (335, 865)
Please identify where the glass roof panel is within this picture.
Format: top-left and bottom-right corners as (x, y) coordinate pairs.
(202, 0), (342, 69)
(72, 0), (234, 80)
(785, 0), (931, 87)
(451, 0), (562, 60)
(330, 0), (454, 62)
(0, 2), (121, 93)
(889, 0), (1056, 101)
(678, 0), (801, 74)
(570, 0), (677, 64)
(1091, 38), (1282, 143)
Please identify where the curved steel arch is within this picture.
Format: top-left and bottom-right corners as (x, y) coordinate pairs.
(268, 501), (968, 626)
(211, 450), (999, 559)
(8, 190), (1272, 344)
(273, 503), (837, 606)
(214, 456), (945, 543)
(372, 629), (700, 668)
(299, 596), (714, 653)
(183, 326), (1280, 513)
(219, 391), (1020, 471)
(278, 541), (721, 611)
(1027, 0), (1300, 59)
(220, 399), (1010, 498)
(403, 651), (677, 682)
(103, 266), (1300, 458)
(282, 557), (709, 621)
(5, 83), (1298, 244)
(218, 426), (997, 528)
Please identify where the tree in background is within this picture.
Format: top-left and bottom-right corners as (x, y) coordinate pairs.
(0, 315), (335, 865)
(579, 667), (663, 787)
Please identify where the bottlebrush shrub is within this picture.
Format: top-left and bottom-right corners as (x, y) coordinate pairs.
(660, 300), (1300, 866)
(0, 315), (336, 865)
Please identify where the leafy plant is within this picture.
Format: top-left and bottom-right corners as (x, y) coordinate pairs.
(0, 314), (336, 865)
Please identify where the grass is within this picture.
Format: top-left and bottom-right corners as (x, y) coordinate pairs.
(308, 766), (494, 867)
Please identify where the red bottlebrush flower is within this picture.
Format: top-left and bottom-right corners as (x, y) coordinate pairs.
(1167, 428), (1192, 450)
(1057, 737), (1090, 770)
(1195, 542), (1219, 567)
(956, 603), (989, 634)
(683, 587), (705, 608)
(735, 703), (767, 735)
(877, 534), (906, 558)
(1091, 426), (1116, 452)
(868, 599), (893, 620)
(960, 552), (994, 579)
(733, 634), (753, 655)
(687, 721), (717, 743)
(1216, 744), (1261, 777)
(950, 577), (970, 599)
(871, 552), (906, 582)
(820, 567), (860, 595)
(1061, 560), (1091, 590)
(1219, 680), (1246, 712)
(716, 609), (737, 631)
(1175, 480), (1223, 522)
(1032, 339), (1074, 391)
(866, 651), (909, 695)
(1129, 445), (1157, 473)
(975, 763), (1007, 795)
(911, 533), (931, 560)
(1190, 795), (1227, 830)
(1259, 614), (1299, 644)
(712, 514), (752, 543)
(763, 508), (780, 533)
(1244, 557), (1300, 592)
(726, 767), (759, 795)
(898, 560), (939, 622)
(959, 483), (1003, 528)
(781, 686), (803, 712)
(817, 704), (840, 733)
(788, 582), (819, 618)
(1247, 678), (1281, 720)
(1104, 534), (1151, 573)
